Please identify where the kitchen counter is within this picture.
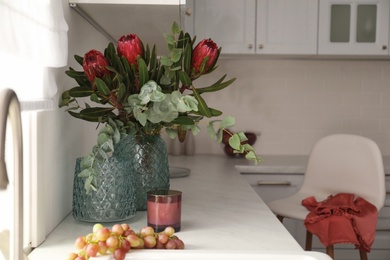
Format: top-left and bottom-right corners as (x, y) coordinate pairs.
(28, 155), (332, 259)
(235, 155), (390, 175)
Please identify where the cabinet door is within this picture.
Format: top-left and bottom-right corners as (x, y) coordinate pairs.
(256, 0), (319, 54)
(185, 0), (256, 54)
(318, 0), (390, 55)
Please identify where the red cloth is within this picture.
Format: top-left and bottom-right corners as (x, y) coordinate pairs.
(302, 193), (378, 252)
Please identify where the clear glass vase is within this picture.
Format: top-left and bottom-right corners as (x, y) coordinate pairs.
(115, 133), (170, 211)
(72, 156), (137, 222)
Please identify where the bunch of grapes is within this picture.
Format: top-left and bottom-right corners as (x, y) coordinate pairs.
(67, 223), (185, 260)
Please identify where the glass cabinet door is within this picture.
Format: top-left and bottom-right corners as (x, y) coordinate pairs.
(318, 0), (389, 55)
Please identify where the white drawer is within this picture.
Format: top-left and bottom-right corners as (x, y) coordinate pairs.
(241, 173), (304, 203)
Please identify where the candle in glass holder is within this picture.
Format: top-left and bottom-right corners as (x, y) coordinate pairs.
(147, 190), (182, 232)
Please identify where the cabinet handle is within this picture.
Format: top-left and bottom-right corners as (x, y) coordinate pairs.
(383, 45), (388, 50)
(185, 8), (192, 16)
(258, 44), (264, 49)
(257, 181), (291, 186)
(248, 44), (253, 49)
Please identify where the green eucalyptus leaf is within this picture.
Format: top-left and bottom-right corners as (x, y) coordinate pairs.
(160, 56), (174, 66)
(84, 175), (94, 192)
(229, 134), (241, 150)
(171, 48), (182, 63)
(164, 33), (175, 45)
(207, 123), (217, 141)
(77, 168), (93, 178)
(220, 116), (235, 129)
(171, 21), (181, 34)
(100, 139), (114, 152)
(237, 132), (248, 142)
(81, 155), (94, 169)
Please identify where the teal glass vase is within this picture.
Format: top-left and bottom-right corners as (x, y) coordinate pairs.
(115, 133), (170, 211)
(72, 156), (137, 222)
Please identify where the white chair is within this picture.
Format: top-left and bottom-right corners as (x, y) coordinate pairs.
(267, 134), (386, 260)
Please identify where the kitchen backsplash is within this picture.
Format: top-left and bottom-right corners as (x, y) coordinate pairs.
(167, 58), (390, 157)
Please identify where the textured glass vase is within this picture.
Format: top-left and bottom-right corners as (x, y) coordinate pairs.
(72, 156), (137, 222)
(115, 133), (170, 211)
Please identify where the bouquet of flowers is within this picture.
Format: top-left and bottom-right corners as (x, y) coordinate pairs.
(60, 21), (261, 192)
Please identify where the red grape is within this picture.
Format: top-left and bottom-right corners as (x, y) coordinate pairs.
(85, 243), (99, 257)
(113, 248), (126, 260)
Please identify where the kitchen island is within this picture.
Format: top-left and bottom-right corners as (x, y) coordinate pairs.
(28, 155), (331, 259)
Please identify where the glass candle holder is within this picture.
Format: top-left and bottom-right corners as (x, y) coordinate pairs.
(147, 190), (182, 232)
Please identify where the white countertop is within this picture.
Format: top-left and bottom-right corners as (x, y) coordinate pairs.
(28, 155), (311, 259)
(235, 155), (390, 175)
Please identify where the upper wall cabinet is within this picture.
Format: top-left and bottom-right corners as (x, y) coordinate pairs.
(318, 0), (390, 55)
(256, 0), (318, 55)
(185, 0), (257, 54)
(185, 0), (318, 55)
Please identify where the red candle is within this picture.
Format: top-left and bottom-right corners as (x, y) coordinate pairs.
(147, 190), (182, 232)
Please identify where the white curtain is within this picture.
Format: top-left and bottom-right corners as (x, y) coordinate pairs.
(0, 0), (69, 110)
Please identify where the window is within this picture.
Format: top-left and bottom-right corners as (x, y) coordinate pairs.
(0, 0), (68, 255)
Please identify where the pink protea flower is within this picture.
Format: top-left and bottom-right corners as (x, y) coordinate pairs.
(82, 50), (111, 84)
(117, 34), (144, 66)
(191, 39), (218, 76)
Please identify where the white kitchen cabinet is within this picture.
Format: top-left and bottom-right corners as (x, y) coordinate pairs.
(241, 172), (390, 260)
(256, 0), (318, 54)
(318, 0), (390, 55)
(240, 173), (307, 247)
(184, 0), (256, 54)
(185, 0), (318, 55)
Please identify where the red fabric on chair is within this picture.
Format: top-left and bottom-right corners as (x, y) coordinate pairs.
(302, 193), (378, 252)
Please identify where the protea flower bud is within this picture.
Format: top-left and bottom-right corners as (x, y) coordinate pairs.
(117, 34), (144, 66)
(191, 39), (219, 76)
(83, 50), (110, 84)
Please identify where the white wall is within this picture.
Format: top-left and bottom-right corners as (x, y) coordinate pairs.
(190, 58), (390, 157)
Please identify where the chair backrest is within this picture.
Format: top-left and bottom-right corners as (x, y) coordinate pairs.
(300, 134), (386, 210)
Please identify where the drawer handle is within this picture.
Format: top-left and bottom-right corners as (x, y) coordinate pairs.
(257, 181), (291, 186)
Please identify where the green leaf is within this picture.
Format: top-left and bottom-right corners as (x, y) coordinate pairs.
(78, 107), (115, 122)
(77, 168), (93, 178)
(197, 77), (236, 94)
(171, 48), (182, 63)
(160, 56), (174, 66)
(183, 43), (192, 73)
(220, 116), (235, 129)
(137, 57), (149, 87)
(117, 83), (127, 102)
(74, 55), (83, 66)
(207, 123), (217, 141)
(90, 93), (100, 103)
(94, 78), (110, 95)
(191, 86), (211, 117)
(65, 69), (86, 79)
(171, 21), (181, 34)
(164, 33), (175, 45)
(172, 116), (195, 125)
(68, 86), (94, 97)
(229, 134), (241, 150)
(178, 71), (192, 86)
